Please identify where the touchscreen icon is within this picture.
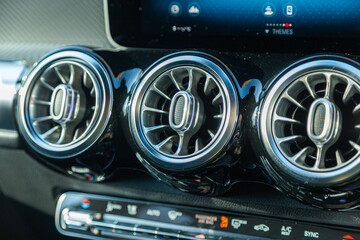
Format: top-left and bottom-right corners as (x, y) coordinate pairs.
(263, 3), (276, 17)
(287, 6), (293, 15)
(188, 2), (201, 17)
(265, 6), (274, 16)
(283, 4), (297, 17)
(169, 2), (182, 17)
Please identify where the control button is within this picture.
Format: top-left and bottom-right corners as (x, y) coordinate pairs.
(195, 214), (217, 225)
(67, 210), (92, 223)
(283, 3), (297, 17)
(281, 226), (292, 236)
(304, 230), (320, 239)
(254, 224), (270, 232)
(90, 227), (100, 235)
(105, 201), (122, 213)
(81, 199), (91, 209)
(231, 219), (247, 229)
(168, 210), (183, 220)
(127, 204), (138, 215)
(169, 2), (182, 17)
(187, 2), (201, 17)
(93, 213), (102, 220)
(146, 208), (161, 217)
(220, 216), (229, 228)
(263, 3), (276, 17)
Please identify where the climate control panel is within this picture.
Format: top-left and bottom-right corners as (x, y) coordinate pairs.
(55, 192), (360, 240)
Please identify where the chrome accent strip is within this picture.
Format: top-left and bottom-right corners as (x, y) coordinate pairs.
(0, 130), (21, 148)
(103, 0), (126, 50)
(0, 60), (26, 148)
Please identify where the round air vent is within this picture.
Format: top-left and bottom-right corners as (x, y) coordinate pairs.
(130, 53), (239, 171)
(17, 49), (112, 159)
(260, 56), (360, 187)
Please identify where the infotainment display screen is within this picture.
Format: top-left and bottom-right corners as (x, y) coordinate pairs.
(141, 0), (360, 38)
(108, 0), (360, 50)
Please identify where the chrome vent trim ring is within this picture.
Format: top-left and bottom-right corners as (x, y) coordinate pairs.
(130, 54), (239, 170)
(18, 49), (113, 159)
(260, 57), (360, 185)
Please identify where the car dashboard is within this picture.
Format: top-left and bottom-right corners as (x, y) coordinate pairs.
(0, 0), (360, 240)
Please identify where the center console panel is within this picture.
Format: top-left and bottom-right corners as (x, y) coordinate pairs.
(56, 192), (360, 240)
(2, 1), (360, 239)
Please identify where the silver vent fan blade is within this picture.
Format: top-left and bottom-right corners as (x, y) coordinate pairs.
(130, 53), (239, 171)
(17, 49), (113, 159)
(260, 56), (360, 187)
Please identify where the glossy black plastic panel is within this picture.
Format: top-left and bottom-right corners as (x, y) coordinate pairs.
(14, 45), (360, 210)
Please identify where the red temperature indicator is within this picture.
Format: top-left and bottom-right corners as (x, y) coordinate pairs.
(342, 235), (354, 240)
(81, 199), (91, 209)
(194, 234), (206, 239)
